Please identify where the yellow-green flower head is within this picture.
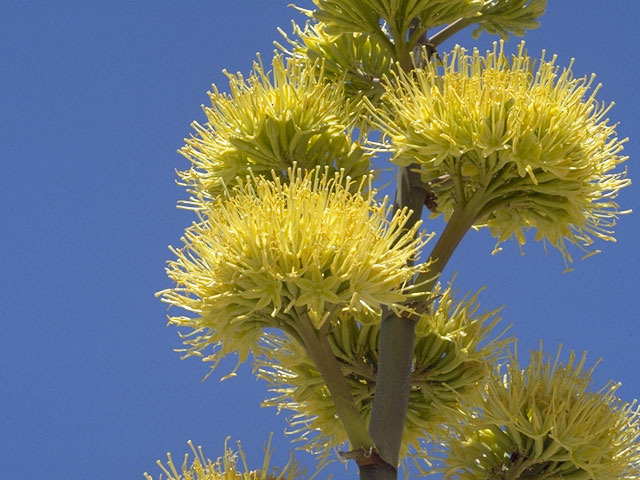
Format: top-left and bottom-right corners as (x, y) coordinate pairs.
(299, 0), (544, 41)
(441, 346), (640, 480)
(370, 41), (630, 267)
(278, 21), (393, 104)
(474, 0), (547, 39)
(158, 167), (427, 375)
(179, 54), (371, 200)
(144, 437), (304, 480)
(302, 0), (483, 36)
(255, 283), (507, 461)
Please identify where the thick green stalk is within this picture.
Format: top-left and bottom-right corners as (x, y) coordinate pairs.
(366, 309), (417, 474)
(363, 165), (424, 479)
(359, 463), (398, 480)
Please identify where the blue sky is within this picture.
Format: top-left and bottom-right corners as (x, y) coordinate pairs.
(1, 1), (639, 478)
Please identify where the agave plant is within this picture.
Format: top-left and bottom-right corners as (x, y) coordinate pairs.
(154, 1), (636, 479)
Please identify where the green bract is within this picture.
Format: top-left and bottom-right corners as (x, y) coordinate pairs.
(179, 55), (370, 200)
(256, 283), (507, 461)
(158, 167), (427, 375)
(369, 41), (629, 267)
(440, 346), (640, 480)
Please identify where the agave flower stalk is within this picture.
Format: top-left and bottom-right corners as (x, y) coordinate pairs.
(363, 38), (628, 479)
(154, 3), (634, 479)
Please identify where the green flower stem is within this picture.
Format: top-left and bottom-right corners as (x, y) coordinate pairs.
(396, 40), (414, 72)
(428, 17), (476, 47)
(382, 21), (412, 73)
(363, 19), (483, 475)
(393, 164), (427, 234)
(294, 308), (375, 453)
(413, 188), (486, 301)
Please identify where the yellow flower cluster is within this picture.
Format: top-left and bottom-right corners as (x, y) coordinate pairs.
(256, 283), (507, 461)
(302, 0), (545, 41)
(473, 0), (547, 39)
(278, 21), (393, 104)
(371, 41), (629, 266)
(144, 437), (303, 480)
(159, 167), (427, 375)
(441, 346), (640, 480)
(179, 55), (370, 199)
(305, 0), (483, 36)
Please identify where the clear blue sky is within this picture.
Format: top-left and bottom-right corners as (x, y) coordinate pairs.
(1, 1), (639, 479)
